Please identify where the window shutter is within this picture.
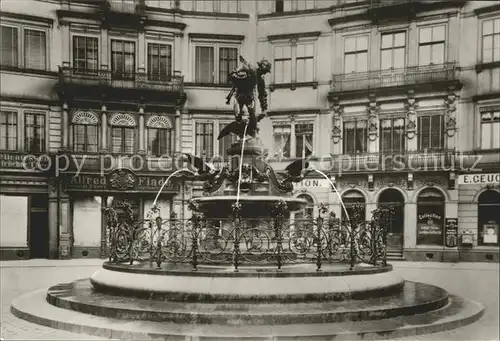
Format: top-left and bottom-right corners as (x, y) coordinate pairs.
(1, 26), (18, 67)
(24, 29), (46, 70)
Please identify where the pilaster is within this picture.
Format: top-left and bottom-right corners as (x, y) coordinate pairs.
(61, 102), (69, 150)
(175, 108), (181, 154)
(100, 196), (108, 259)
(48, 180), (59, 259)
(138, 105), (145, 153)
(290, 116), (296, 158)
(101, 104), (108, 151)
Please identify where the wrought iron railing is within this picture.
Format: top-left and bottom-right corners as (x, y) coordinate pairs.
(105, 201), (393, 271)
(58, 66), (184, 93)
(331, 62), (459, 93)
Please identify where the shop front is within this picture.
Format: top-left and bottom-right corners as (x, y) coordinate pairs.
(64, 169), (185, 259)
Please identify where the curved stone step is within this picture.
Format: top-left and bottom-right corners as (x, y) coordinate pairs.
(47, 279), (448, 325)
(12, 289), (484, 341)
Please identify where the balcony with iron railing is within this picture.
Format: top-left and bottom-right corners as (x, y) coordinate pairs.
(57, 66), (185, 102)
(329, 62), (460, 96)
(365, 0), (465, 21)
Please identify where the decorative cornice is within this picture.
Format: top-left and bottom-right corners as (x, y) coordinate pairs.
(0, 65), (58, 78)
(146, 19), (186, 30)
(0, 11), (54, 25)
(0, 95), (58, 106)
(268, 109), (320, 116)
(258, 6), (334, 19)
(144, 6), (249, 19)
(188, 33), (245, 41)
(267, 31), (321, 41)
(474, 4), (500, 16)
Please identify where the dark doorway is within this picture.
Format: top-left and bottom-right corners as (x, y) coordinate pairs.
(341, 190), (366, 223)
(29, 194), (49, 258)
(478, 190), (500, 246)
(378, 189), (405, 251)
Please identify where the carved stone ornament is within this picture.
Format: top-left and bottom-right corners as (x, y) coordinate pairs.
(72, 110), (99, 125)
(331, 97), (343, 144)
(108, 169), (137, 190)
(366, 94), (379, 141)
(405, 90), (418, 140)
(109, 113), (137, 127)
(147, 115), (173, 129)
(445, 90), (458, 137)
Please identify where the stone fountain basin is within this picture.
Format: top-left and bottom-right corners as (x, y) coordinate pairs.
(190, 195), (308, 217)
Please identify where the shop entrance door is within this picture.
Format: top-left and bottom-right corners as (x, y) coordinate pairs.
(378, 189), (405, 252)
(29, 195), (49, 258)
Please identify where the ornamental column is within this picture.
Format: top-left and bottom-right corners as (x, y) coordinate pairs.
(101, 104), (108, 151)
(138, 106), (145, 153)
(61, 102), (69, 150)
(175, 107), (181, 154)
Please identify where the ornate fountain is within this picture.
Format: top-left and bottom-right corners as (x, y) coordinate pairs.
(11, 56), (484, 340)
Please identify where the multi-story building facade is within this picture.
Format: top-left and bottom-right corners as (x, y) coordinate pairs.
(1, 0), (499, 262)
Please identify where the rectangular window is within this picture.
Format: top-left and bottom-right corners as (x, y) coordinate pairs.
(381, 32), (406, 70)
(274, 45), (292, 84)
(195, 46), (214, 83)
(0, 111), (17, 151)
(147, 127), (172, 156)
(73, 36), (98, 73)
(380, 117), (405, 152)
(147, 43), (172, 81)
(480, 111), (500, 149)
(218, 123), (237, 157)
(73, 124), (99, 153)
(275, 0), (284, 12)
(295, 122), (314, 158)
(24, 29), (46, 70)
(482, 18), (500, 63)
(195, 0), (215, 11)
(418, 115), (444, 150)
(296, 43), (314, 83)
(111, 127), (135, 154)
(195, 45), (238, 84)
(418, 26), (445, 65)
(344, 36), (368, 73)
(24, 112), (45, 153)
(195, 122), (214, 158)
(219, 47), (238, 84)
(273, 124), (291, 158)
(111, 40), (136, 80)
(343, 120), (367, 154)
(219, 0), (239, 13)
(1, 26), (18, 67)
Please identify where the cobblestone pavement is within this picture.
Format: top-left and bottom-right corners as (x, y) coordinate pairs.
(0, 259), (498, 340)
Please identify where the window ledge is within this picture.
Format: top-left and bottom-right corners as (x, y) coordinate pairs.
(269, 82), (318, 92)
(184, 82), (232, 89)
(475, 61), (500, 73)
(0, 65), (57, 77)
(258, 6), (336, 19)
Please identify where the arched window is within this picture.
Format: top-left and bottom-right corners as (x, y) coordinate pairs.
(109, 113), (136, 154)
(417, 188), (445, 245)
(478, 190), (500, 246)
(341, 190), (365, 223)
(72, 111), (99, 152)
(147, 115), (173, 156)
(378, 189), (405, 251)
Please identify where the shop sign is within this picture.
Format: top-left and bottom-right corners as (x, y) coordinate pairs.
(66, 171), (178, 192)
(417, 212), (443, 245)
(483, 222), (499, 245)
(293, 179), (331, 190)
(458, 173), (500, 185)
(0, 153), (42, 170)
(444, 218), (458, 248)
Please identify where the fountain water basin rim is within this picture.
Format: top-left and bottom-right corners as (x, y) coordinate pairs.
(190, 195), (308, 215)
